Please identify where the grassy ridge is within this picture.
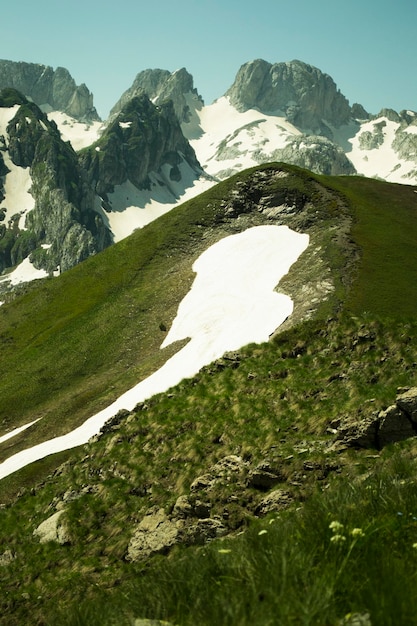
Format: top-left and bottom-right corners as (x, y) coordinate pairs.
(323, 175), (417, 317)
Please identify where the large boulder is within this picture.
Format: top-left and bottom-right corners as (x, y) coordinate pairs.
(337, 387), (417, 449)
(33, 510), (71, 544)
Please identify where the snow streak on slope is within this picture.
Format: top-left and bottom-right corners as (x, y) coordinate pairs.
(0, 225), (309, 479)
(184, 96), (302, 179)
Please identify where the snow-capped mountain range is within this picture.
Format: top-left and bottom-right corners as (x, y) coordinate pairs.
(0, 58), (417, 291)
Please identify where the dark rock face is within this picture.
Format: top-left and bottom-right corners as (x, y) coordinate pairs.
(226, 59), (352, 132)
(0, 60), (100, 121)
(81, 93), (202, 199)
(110, 67), (203, 124)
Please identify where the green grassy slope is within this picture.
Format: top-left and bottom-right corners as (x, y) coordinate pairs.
(0, 164), (417, 624)
(324, 175), (417, 317)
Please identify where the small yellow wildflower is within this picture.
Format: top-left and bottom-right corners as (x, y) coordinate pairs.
(258, 529), (268, 536)
(218, 549), (231, 554)
(350, 528), (365, 538)
(412, 543), (417, 550)
(330, 534), (346, 544)
(329, 521), (344, 533)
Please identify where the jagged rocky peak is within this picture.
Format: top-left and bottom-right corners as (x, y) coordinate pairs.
(110, 67), (204, 123)
(0, 87), (111, 276)
(0, 59), (100, 122)
(81, 92), (203, 199)
(225, 59), (353, 132)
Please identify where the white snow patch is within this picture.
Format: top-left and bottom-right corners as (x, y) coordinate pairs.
(0, 153), (35, 227)
(0, 105), (19, 135)
(47, 111), (103, 151)
(0, 257), (49, 286)
(119, 121), (132, 129)
(0, 224), (309, 479)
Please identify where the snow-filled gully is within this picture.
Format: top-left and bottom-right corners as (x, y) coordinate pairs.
(0, 225), (309, 479)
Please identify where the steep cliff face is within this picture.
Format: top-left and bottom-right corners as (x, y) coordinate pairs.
(81, 93), (203, 200)
(0, 88), (111, 277)
(225, 59), (352, 133)
(109, 67), (204, 124)
(0, 60), (100, 122)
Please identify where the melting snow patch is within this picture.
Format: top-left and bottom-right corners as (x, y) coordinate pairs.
(0, 257), (49, 286)
(0, 225), (309, 479)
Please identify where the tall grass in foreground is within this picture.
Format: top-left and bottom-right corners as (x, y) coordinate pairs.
(54, 447), (417, 626)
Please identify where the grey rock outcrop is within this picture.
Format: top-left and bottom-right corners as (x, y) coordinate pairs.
(0, 60), (99, 121)
(226, 59), (352, 133)
(127, 508), (181, 561)
(0, 549), (15, 566)
(261, 135), (356, 176)
(110, 67), (203, 124)
(126, 507), (227, 562)
(337, 387), (417, 449)
(33, 510), (70, 544)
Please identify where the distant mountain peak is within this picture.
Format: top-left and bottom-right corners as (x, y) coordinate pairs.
(110, 67), (204, 123)
(225, 59), (352, 131)
(0, 59), (100, 122)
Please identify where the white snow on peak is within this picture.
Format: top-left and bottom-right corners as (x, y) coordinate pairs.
(0, 224), (309, 479)
(183, 96), (301, 178)
(348, 116), (417, 183)
(47, 111), (103, 151)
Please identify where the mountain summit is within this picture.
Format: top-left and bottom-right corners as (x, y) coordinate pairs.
(110, 67), (204, 124)
(225, 59), (354, 132)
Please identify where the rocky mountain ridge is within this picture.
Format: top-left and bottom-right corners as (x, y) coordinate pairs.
(0, 60), (99, 122)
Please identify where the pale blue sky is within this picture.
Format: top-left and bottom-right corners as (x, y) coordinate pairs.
(1, 0), (416, 120)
